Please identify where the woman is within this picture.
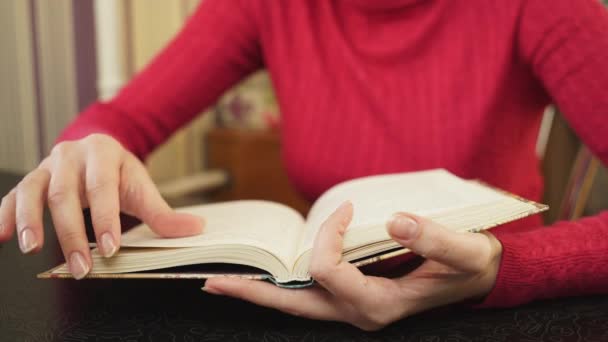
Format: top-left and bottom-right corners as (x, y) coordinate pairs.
(1, 0), (607, 330)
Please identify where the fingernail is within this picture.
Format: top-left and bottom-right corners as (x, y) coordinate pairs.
(100, 232), (117, 258)
(19, 228), (38, 254)
(388, 214), (420, 240)
(201, 286), (222, 295)
(337, 200), (352, 212)
(69, 252), (90, 280)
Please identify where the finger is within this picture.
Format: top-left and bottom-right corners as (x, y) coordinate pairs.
(387, 213), (493, 273)
(85, 151), (121, 257)
(47, 159), (91, 279)
(119, 155), (203, 237)
(203, 277), (343, 321)
(0, 189), (17, 242)
(309, 201), (370, 303)
(14, 169), (51, 254)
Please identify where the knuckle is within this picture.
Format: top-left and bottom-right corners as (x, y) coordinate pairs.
(15, 180), (29, 194)
(85, 133), (106, 143)
(471, 258), (488, 273)
(359, 312), (390, 331)
(417, 225), (448, 259)
(414, 219), (427, 238)
(47, 187), (70, 206)
(15, 211), (34, 228)
(432, 242), (451, 260)
(91, 212), (116, 231)
(1, 192), (13, 207)
(309, 265), (332, 283)
(120, 180), (144, 205)
(58, 229), (84, 246)
(85, 133), (120, 152)
(2, 188), (16, 202)
(14, 198), (35, 221)
(39, 156), (51, 169)
(471, 236), (495, 272)
(86, 177), (115, 196)
(50, 141), (75, 157)
(85, 133), (107, 148)
(35, 168), (51, 182)
(16, 172), (43, 192)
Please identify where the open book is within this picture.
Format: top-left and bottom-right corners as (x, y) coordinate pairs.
(40, 169), (547, 287)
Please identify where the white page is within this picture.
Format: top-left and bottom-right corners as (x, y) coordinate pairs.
(298, 169), (511, 252)
(120, 200), (305, 267)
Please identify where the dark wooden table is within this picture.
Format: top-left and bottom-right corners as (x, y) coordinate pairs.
(1, 170), (608, 342)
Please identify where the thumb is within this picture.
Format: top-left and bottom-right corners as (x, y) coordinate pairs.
(120, 156), (204, 238)
(386, 213), (491, 273)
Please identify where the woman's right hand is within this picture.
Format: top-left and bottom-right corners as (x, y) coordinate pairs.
(0, 134), (204, 279)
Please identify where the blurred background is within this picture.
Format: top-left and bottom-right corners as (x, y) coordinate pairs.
(0, 0), (605, 222)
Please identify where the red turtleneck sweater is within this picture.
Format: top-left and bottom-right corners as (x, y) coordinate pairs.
(59, 0), (608, 307)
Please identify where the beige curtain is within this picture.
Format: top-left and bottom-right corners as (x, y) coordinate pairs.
(0, 0), (80, 173)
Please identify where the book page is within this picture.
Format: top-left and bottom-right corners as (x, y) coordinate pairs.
(121, 200), (305, 267)
(297, 169), (516, 253)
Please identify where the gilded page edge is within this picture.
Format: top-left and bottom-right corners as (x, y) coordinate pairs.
(38, 266), (269, 281)
(472, 180), (549, 212)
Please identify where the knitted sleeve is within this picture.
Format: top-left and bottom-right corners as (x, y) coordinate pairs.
(479, 0), (608, 307)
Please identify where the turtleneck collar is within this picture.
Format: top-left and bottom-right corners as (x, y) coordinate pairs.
(342, 0), (426, 11)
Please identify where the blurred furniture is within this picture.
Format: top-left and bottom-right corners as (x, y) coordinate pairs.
(155, 127), (311, 212)
(157, 169), (229, 207)
(204, 128), (311, 215)
(556, 146), (601, 221)
(2, 170), (608, 341)
(541, 111), (604, 224)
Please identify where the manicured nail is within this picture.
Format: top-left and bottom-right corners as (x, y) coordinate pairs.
(100, 232), (117, 258)
(19, 228), (38, 254)
(337, 201), (352, 213)
(388, 214), (420, 240)
(201, 286), (222, 295)
(69, 252), (90, 280)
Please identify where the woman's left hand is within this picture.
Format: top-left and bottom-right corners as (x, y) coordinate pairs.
(203, 201), (503, 331)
